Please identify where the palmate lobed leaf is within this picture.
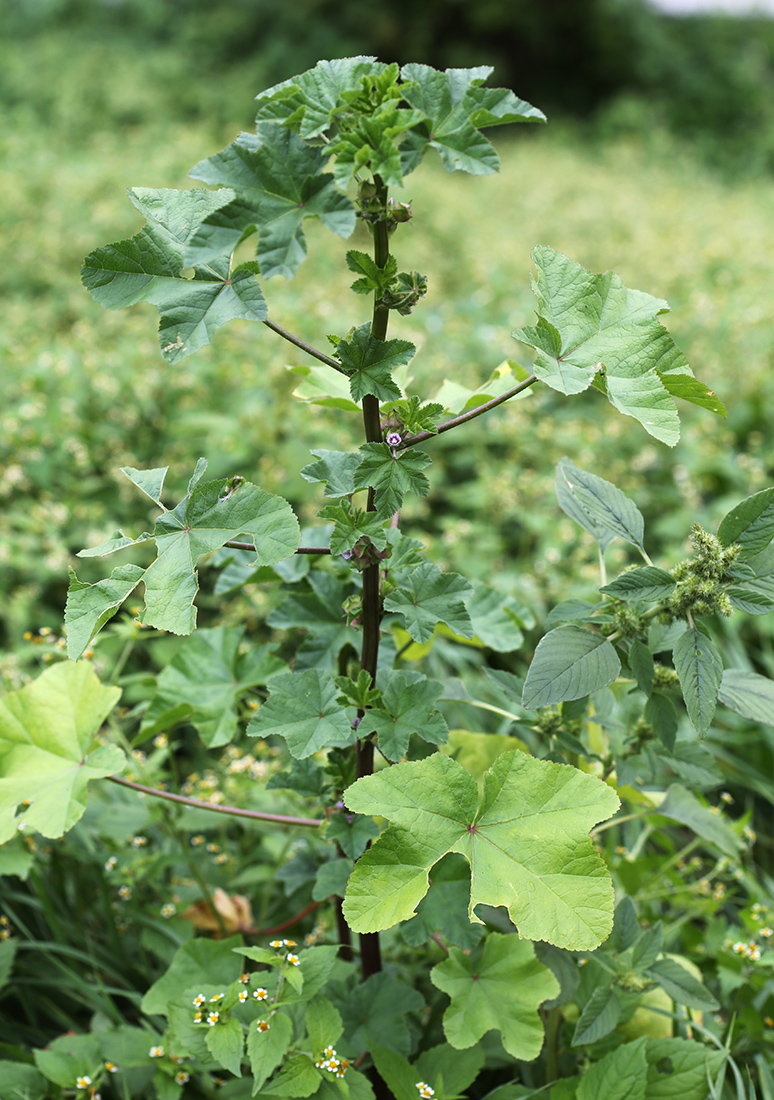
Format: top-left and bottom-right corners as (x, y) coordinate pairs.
(514, 248), (725, 445)
(66, 461), (300, 658)
(342, 750), (619, 949)
(82, 188), (267, 362)
(0, 662), (123, 843)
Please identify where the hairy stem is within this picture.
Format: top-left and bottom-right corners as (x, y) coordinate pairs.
(401, 374), (538, 447)
(108, 775), (323, 827)
(263, 317), (348, 374)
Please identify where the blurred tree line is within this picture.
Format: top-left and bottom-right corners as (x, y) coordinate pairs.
(5, 0), (774, 167)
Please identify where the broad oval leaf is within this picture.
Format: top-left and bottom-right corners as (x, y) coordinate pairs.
(0, 662), (123, 843)
(601, 567), (676, 603)
(718, 668), (774, 725)
(571, 986), (621, 1046)
(718, 486), (774, 559)
(673, 627), (723, 737)
(576, 1036), (647, 1100)
(522, 625), (621, 709)
(343, 750), (619, 950)
(556, 460), (645, 553)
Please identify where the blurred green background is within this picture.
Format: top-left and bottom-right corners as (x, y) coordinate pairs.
(3, 0), (774, 690)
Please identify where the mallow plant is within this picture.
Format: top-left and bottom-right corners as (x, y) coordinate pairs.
(2, 56), (774, 1100)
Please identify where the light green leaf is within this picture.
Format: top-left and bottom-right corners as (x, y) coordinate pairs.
(290, 364), (360, 411)
(643, 958), (718, 1011)
(383, 561), (474, 643)
(431, 933), (559, 1058)
(718, 668), (774, 725)
(247, 669), (355, 758)
(312, 859), (352, 901)
(82, 187), (267, 362)
(330, 107), (427, 188)
(206, 1017), (244, 1077)
(188, 126), (354, 279)
(361, 669), (448, 761)
(515, 248), (723, 444)
(353, 443), (432, 517)
(141, 935), (243, 1015)
(556, 460), (645, 553)
(0, 662), (123, 844)
(601, 568), (676, 603)
(572, 986), (621, 1046)
(431, 361), (528, 415)
(522, 625), (621, 709)
(305, 998), (344, 1055)
(254, 57), (387, 139)
(67, 462), (300, 656)
(673, 627), (722, 737)
(261, 1054), (321, 1097)
(718, 487), (774, 559)
(465, 581), (528, 651)
(400, 63), (544, 176)
(343, 750), (619, 949)
(644, 1037), (725, 1100)
(34, 1034), (103, 1089)
(336, 324), (415, 402)
(0, 1061), (47, 1100)
(247, 1012), (293, 1095)
(656, 784), (741, 858)
(300, 450), (361, 498)
(141, 627), (285, 747)
(368, 1045), (424, 1100)
(415, 1043), (485, 1099)
(576, 1037), (647, 1100)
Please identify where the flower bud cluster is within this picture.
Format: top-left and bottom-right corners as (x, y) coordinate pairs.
(666, 525), (739, 621)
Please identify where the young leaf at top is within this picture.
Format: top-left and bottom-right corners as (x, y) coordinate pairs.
(522, 625), (621, 710)
(399, 63), (545, 177)
(247, 669), (356, 758)
(383, 561), (474, 643)
(319, 501), (388, 557)
(556, 459), (645, 553)
(66, 461), (300, 657)
(82, 188), (267, 363)
(673, 626), (723, 737)
(430, 933), (559, 1059)
(346, 250), (398, 296)
(187, 126), (355, 279)
(514, 248), (725, 445)
(342, 750), (620, 949)
(0, 662), (123, 843)
(353, 443), (432, 517)
(335, 323), (415, 402)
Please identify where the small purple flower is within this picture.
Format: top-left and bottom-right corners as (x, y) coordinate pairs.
(342, 549), (353, 560)
(351, 716), (361, 730)
(335, 800), (346, 810)
(386, 432), (402, 448)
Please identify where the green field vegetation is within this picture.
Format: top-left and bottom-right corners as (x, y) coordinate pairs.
(4, 60), (774, 678)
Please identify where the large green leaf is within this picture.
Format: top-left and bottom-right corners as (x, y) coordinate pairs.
(572, 986), (621, 1046)
(187, 126), (354, 279)
(383, 562), (474, 643)
(254, 57), (389, 139)
(643, 958), (718, 1011)
(0, 662), (123, 843)
(601, 568), (676, 603)
(644, 1037), (725, 1100)
(141, 935), (243, 1016)
(430, 933), (559, 1058)
(267, 572), (360, 670)
(141, 627), (286, 747)
(330, 972), (424, 1057)
(466, 581), (530, 651)
(247, 669), (356, 758)
(247, 1012), (293, 1095)
(717, 487), (774, 560)
(522, 625), (621, 709)
(82, 188), (267, 362)
(556, 459), (645, 553)
(206, 1017), (244, 1077)
(672, 627), (723, 737)
(514, 249), (724, 445)
(342, 750), (619, 949)
(718, 668), (774, 725)
(300, 450), (361, 498)
(400, 63), (544, 176)
(353, 443), (432, 518)
(576, 1037), (647, 1100)
(66, 461), (300, 657)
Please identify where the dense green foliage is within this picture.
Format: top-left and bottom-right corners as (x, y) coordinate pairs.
(2, 40), (774, 1100)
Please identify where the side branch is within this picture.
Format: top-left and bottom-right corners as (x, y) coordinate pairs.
(108, 775), (323, 828)
(224, 541), (331, 555)
(263, 317), (348, 375)
(401, 375), (538, 448)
